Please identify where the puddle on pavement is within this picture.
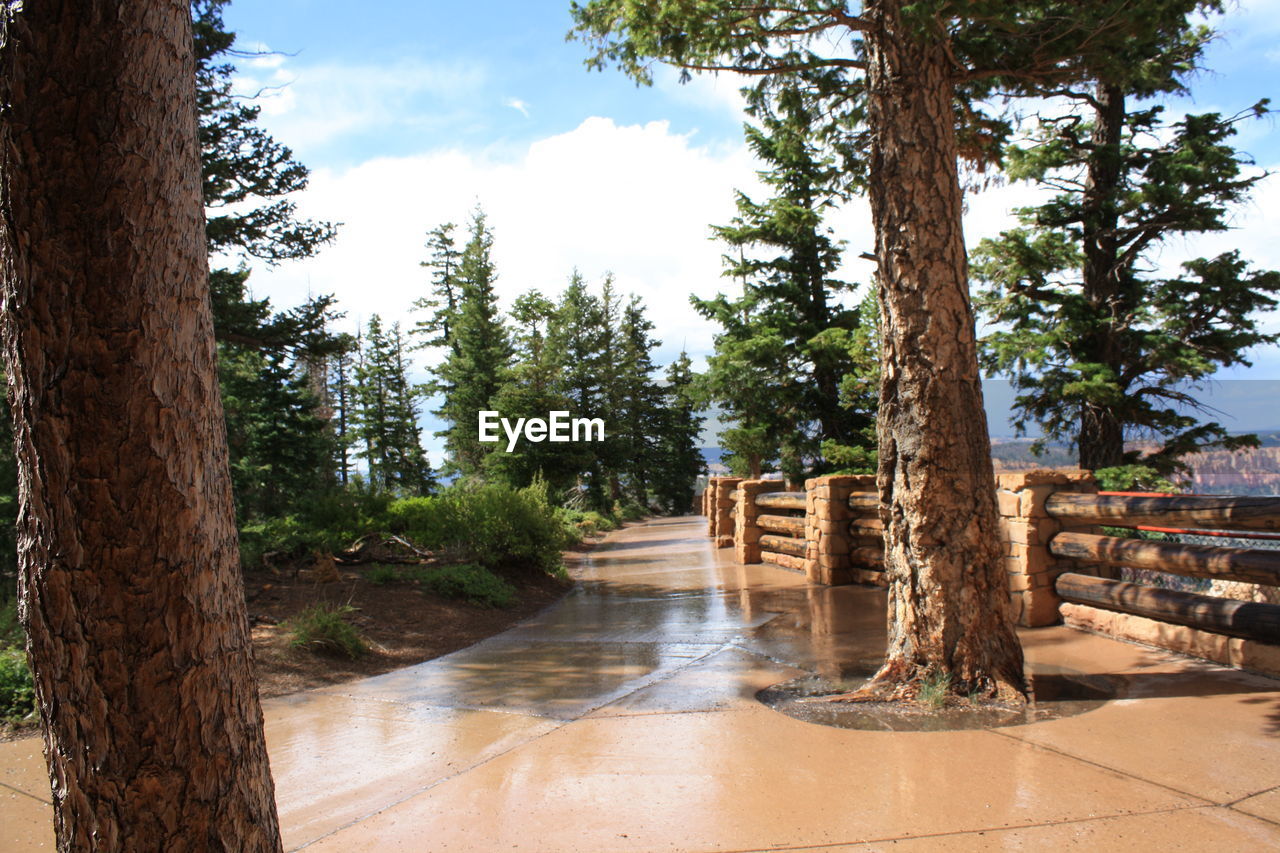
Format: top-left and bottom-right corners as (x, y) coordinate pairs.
(759, 667), (1119, 732)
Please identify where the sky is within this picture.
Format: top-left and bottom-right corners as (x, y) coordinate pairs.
(219, 0), (1280, 444)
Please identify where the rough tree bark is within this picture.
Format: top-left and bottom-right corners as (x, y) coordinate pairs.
(0, 2), (283, 849)
(861, 0), (1027, 702)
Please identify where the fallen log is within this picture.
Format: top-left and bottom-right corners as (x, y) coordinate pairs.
(1050, 532), (1280, 586)
(1055, 572), (1280, 642)
(1046, 493), (1280, 531)
(759, 534), (806, 558)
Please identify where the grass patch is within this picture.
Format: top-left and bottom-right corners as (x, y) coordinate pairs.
(419, 563), (517, 609)
(0, 647), (35, 722)
(918, 669), (952, 711)
(287, 603), (366, 659)
(366, 563), (401, 585)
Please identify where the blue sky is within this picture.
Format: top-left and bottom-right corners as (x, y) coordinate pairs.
(219, 0), (1280, 443)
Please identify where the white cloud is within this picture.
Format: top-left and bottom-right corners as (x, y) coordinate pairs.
(653, 65), (751, 118)
(241, 117), (762, 374)
(233, 57), (488, 149)
(505, 97), (530, 118)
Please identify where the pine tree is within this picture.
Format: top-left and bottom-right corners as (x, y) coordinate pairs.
(652, 352), (707, 514)
(221, 349), (335, 518)
(549, 272), (612, 509)
(615, 295), (665, 507)
(570, 0), (1214, 701)
(695, 84), (873, 483)
(326, 337), (359, 486)
(412, 223), (462, 356)
(193, 0), (344, 514)
(433, 209), (512, 478)
(484, 290), (587, 492)
(354, 317), (434, 494)
(1, 4), (282, 843)
(974, 88), (1279, 485)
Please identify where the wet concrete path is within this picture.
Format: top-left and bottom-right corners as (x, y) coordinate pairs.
(4, 515), (1280, 850)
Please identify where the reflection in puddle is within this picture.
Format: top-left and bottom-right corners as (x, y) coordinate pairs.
(758, 668), (1119, 732)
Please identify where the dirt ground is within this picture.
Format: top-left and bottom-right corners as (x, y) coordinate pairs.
(2, 540), (594, 742)
(245, 557), (575, 698)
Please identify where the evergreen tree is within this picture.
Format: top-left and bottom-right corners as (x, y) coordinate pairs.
(614, 295), (665, 507)
(549, 272), (611, 509)
(695, 84), (873, 482)
(484, 291), (588, 492)
(819, 292), (881, 474)
(220, 349), (334, 518)
(570, 0), (1214, 701)
(412, 223), (463, 356)
(193, 0), (344, 515)
(433, 209), (513, 477)
(974, 71), (1279, 486)
(354, 317), (434, 494)
(195, 0), (336, 267)
(326, 337), (359, 487)
(652, 352), (706, 514)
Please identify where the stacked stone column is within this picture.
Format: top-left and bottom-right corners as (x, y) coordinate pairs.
(709, 476), (743, 548)
(995, 469), (1098, 627)
(804, 475), (876, 586)
(734, 479), (786, 564)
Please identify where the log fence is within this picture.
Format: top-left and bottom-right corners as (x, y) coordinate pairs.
(699, 471), (1280, 676)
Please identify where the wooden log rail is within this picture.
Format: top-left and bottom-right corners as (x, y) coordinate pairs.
(1056, 573), (1280, 643)
(759, 534), (806, 558)
(1046, 493), (1280, 531)
(846, 491), (878, 512)
(1050, 531), (1280, 587)
(757, 514), (805, 536)
(755, 492), (806, 511)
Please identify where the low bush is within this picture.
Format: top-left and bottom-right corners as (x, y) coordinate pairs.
(618, 502), (648, 522)
(388, 480), (569, 575)
(555, 508), (617, 538)
(286, 603), (366, 659)
(239, 487), (393, 570)
(0, 647), (35, 722)
(418, 563), (517, 609)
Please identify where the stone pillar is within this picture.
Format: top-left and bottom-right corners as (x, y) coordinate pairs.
(804, 475), (875, 586)
(712, 477), (743, 548)
(735, 479), (786, 564)
(995, 469), (1098, 627)
(705, 478), (722, 535)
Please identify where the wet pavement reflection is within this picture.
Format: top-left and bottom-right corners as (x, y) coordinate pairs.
(3, 515), (1278, 851)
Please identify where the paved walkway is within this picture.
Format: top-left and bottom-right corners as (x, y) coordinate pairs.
(3, 516), (1280, 850)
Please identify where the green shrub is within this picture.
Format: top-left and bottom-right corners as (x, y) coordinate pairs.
(286, 603), (366, 659)
(0, 597), (21, 648)
(555, 508), (617, 537)
(618, 502), (647, 522)
(0, 647), (35, 722)
(238, 487), (394, 570)
(419, 563), (517, 608)
(366, 563), (400, 585)
(388, 480), (569, 575)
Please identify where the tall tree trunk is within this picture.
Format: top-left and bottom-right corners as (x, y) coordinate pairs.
(862, 0), (1026, 701)
(0, 3), (283, 849)
(1079, 82), (1128, 470)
